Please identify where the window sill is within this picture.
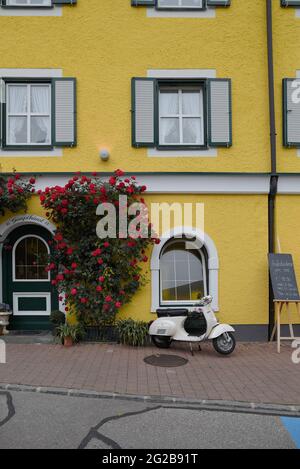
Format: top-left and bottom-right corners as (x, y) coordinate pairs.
(2, 145), (53, 151)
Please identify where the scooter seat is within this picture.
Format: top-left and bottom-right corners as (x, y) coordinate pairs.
(156, 308), (189, 318)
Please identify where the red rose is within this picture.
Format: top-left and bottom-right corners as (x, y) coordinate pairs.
(56, 274), (64, 281)
(141, 185), (147, 192)
(29, 177), (35, 184)
(96, 286), (103, 292)
(40, 195), (46, 203)
(71, 288), (77, 296)
(142, 256), (148, 262)
(71, 262), (77, 269)
(105, 296), (112, 302)
(109, 177), (116, 186)
(61, 199), (68, 206)
(80, 297), (87, 304)
(99, 276), (105, 283)
(115, 302), (122, 308)
(66, 248), (73, 255)
(103, 241), (109, 248)
(97, 258), (103, 265)
(115, 169), (124, 177)
(61, 208), (68, 215)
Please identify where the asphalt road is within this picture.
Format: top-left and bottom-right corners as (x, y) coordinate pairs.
(0, 390), (299, 449)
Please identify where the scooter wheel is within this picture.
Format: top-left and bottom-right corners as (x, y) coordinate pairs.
(213, 332), (236, 355)
(151, 336), (172, 349)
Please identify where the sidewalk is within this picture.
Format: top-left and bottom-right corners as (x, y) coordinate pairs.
(0, 341), (299, 406)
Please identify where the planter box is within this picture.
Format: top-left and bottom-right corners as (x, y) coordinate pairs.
(0, 311), (12, 336)
(83, 325), (119, 343)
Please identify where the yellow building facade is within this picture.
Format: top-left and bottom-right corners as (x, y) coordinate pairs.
(0, 0), (299, 339)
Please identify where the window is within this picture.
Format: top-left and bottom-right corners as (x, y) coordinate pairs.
(132, 77), (232, 149)
(7, 83), (51, 146)
(160, 238), (207, 304)
(14, 236), (49, 281)
(159, 86), (204, 146)
(5, 0), (52, 6)
(0, 77), (76, 150)
(157, 0), (204, 8)
(132, 0), (230, 10)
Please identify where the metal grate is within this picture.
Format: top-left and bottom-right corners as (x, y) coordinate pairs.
(144, 354), (188, 368)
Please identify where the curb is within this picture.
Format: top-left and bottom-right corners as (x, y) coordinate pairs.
(1, 382), (300, 417)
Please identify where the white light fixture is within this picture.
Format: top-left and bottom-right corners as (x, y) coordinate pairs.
(99, 149), (110, 161)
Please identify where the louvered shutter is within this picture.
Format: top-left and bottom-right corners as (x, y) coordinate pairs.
(281, 1), (300, 6)
(132, 78), (156, 147)
(53, 0), (77, 5)
(207, 0), (231, 6)
(52, 78), (76, 147)
(208, 79), (232, 147)
(131, 1), (155, 6)
(283, 78), (300, 147)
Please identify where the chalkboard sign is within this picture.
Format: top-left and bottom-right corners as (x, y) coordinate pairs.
(269, 254), (300, 301)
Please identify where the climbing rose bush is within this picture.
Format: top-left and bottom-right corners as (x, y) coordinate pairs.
(0, 173), (35, 216)
(39, 170), (159, 325)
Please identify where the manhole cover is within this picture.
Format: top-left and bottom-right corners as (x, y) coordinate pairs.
(144, 354), (188, 367)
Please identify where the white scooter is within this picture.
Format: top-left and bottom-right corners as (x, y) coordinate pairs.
(149, 296), (236, 355)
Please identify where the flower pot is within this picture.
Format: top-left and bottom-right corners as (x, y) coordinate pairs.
(63, 336), (73, 347)
(0, 311), (12, 336)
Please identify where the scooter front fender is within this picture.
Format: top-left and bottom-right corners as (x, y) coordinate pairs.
(208, 324), (235, 340)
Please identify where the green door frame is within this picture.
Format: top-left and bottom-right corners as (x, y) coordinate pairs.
(2, 224), (58, 331)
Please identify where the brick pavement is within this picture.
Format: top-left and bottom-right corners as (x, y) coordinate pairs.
(0, 342), (299, 405)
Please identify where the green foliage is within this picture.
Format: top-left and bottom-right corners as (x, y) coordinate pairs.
(56, 322), (85, 343)
(39, 170), (159, 326)
(50, 310), (65, 326)
(0, 173), (35, 217)
(116, 318), (149, 347)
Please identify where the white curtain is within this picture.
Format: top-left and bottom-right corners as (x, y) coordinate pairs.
(182, 91), (202, 144)
(31, 86), (51, 144)
(8, 86), (27, 144)
(160, 92), (179, 144)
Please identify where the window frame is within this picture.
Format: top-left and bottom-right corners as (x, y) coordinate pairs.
(2, 0), (53, 8)
(156, 78), (208, 150)
(159, 237), (208, 306)
(13, 234), (50, 283)
(155, 0), (206, 11)
(2, 77), (53, 151)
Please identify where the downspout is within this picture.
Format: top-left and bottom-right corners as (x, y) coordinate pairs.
(266, 0), (278, 339)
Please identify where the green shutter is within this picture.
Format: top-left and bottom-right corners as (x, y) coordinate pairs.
(207, 0), (231, 6)
(132, 78), (156, 148)
(53, 0), (77, 5)
(283, 78), (300, 147)
(131, 1), (155, 6)
(52, 78), (77, 147)
(281, 1), (300, 6)
(0, 79), (4, 149)
(208, 78), (232, 147)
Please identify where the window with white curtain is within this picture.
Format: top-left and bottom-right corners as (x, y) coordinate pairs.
(160, 238), (207, 304)
(6, 83), (51, 146)
(157, 0), (204, 9)
(159, 85), (204, 146)
(5, 0), (52, 6)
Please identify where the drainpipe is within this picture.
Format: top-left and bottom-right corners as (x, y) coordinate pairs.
(266, 0), (278, 339)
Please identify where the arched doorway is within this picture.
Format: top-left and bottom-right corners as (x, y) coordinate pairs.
(2, 224), (58, 330)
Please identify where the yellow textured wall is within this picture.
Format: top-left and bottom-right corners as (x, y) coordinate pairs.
(0, 0), (270, 174)
(122, 194), (269, 325)
(274, 4), (300, 172)
(276, 195), (300, 325)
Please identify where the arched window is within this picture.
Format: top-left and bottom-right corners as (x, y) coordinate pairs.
(160, 237), (207, 305)
(13, 235), (49, 281)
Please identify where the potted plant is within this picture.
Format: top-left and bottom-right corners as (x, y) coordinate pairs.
(0, 303), (12, 336)
(56, 323), (85, 347)
(50, 310), (66, 337)
(116, 318), (149, 347)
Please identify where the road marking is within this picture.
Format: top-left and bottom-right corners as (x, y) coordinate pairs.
(281, 417), (300, 449)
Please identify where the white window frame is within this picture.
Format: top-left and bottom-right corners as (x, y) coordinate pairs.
(13, 292), (51, 316)
(156, 0), (204, 9)
(13, 234), (50, 282)
(159, 86), (204, 147)
(5, 0), (52, 6)
(160, 238), (208, 306)
(6, 82), (52, 147)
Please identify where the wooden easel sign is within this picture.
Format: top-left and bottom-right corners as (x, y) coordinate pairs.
(268, 253), (300, 352)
